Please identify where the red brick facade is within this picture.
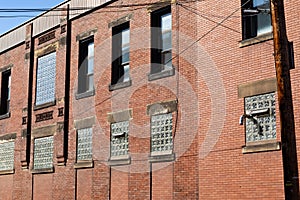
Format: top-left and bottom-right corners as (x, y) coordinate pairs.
(0, 0), (299, 199)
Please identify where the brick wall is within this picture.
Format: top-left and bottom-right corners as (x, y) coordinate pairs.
(0, 0), (300, 199)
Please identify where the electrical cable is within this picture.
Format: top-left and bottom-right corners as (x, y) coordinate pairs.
(164, 0), (252, 66)
(179, 3), (240, 34)
(178, 3), (274, 46)
(0, 0), (199, 13)
(76, 0), (257, 113)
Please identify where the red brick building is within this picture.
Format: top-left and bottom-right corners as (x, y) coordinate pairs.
(0, 0), (299, 199)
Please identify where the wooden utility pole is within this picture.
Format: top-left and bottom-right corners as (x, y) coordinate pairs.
(270, 0), (299, 199)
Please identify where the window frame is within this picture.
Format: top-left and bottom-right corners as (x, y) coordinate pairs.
(237, 79), (280, 153)
(107, 109), (132, 166)
(74, 116), (95, 168)
(0, 69), (11, 117)
(32, 135), (54, 172)
(76, 127), (93, 162)
(77, 36), (95, 98)
(35, 51), (57, 108)
(110, 120), (130, 161)
(241, 0), (272, 40)
(149, 6), (175, 81)
(0, 140), (15, 174)
(242, 92), (281, 154)
(110, 22), (131, 91)
(243, 92), (276, 144)
(150, 112), (174, 156)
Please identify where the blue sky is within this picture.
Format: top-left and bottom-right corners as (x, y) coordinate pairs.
(0, 0), (65, 35)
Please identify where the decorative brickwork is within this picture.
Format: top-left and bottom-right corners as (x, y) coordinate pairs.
(35, 111), (54, 122)
(38, 31), (56, 45)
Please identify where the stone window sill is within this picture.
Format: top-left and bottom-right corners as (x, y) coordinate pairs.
(31, 167), (54, 174)
(148, 68), (175, 81)
(74, 160), (94, 169)
(0, 169), (14, 175)
(149, 152), (175, 163)
(109, 80), (132, 91)
(75, 90), (95, 100)
(34, 100), (56, 111)
(108, 155), (131, 166)
(239, 32), (273, 48)
(242, 141), (281, 154)
(0, 112), (10, 120)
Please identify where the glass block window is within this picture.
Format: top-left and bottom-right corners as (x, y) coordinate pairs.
(110, 121), (129, 157)
(33, 136), (54, 170)
(77, 128), (93, 161)
(36, 52), (56, 106)
(151, 113), (173, 154)
(0, 141), (14, 171)
(245, 92), (276, 142)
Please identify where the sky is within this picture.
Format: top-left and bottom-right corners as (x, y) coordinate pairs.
(0, 0), (65, 35)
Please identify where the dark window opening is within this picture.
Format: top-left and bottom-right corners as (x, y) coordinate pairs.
(0, 70), (11, 115)
(78, 37), (94, 94)
(111, 22), (130, 85)
(151, 6), (172, 74)
(242, 0), (272, 40)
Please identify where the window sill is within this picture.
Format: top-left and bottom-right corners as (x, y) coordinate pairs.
(149, 152), (175, 163)
(0, 112), (10, 120)
(148, 68), (175, 81)
(31, 167), (54, 174)
(34, 100), (56, 111)
(109, 80), (132, 91)
(242, 141), (281, 154)
(75, 90), (95, 100)
(0, 169), (14, 175)
(74, 160), (94, 169)
(108, 155), (131, 166)
(239, 32), (273, 48)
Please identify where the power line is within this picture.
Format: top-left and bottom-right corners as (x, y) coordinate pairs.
(0, 15), (36, 18)
(90, 0), (255, 110)
(171, 0), (275, 65)
(0, 0), (201, 16)
(73, 0), (257, 109)
(164, 0), (252, 66)
(0, 0), (199, 13)
(0, 5), (146, 19)
(179, 3), (240, 34)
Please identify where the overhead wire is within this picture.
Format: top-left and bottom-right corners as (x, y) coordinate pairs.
(164, 0), (252, 66)
(0, 3), (150, 19)
(0, 0), (199, 13)
(0, 1), (274, 157)
(74, 0), (259, 111)
(177, 2), (274, 46)
(179, 3), (240, 34)
(0, 0), (273, 115)
(87, 0), (258, 113)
